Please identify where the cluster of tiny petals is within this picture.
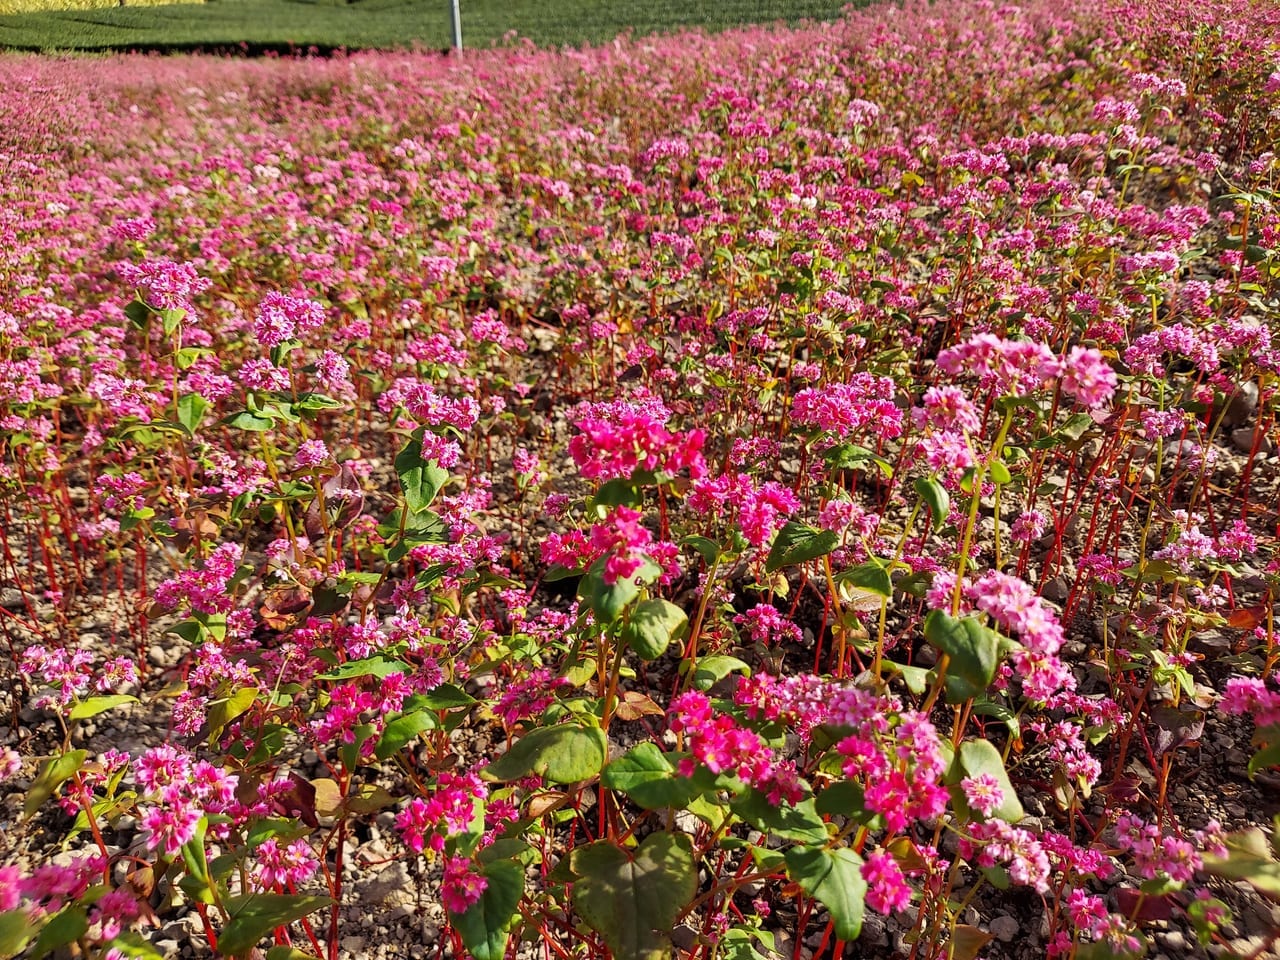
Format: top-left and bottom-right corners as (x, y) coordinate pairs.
(1221, 675), (1280, 727)
(396, 770), (487, 854)
(569, 400), (706, 482)
(253, 291), (326, 347)
(669, 690), (803, 805)
(792, 373), (903, 440)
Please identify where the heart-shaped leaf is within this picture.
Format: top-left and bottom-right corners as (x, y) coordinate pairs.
(570, 832), (697, 960)
(766, 521), (838, 573)
(622, 599), (688, 660)
(483, 724), (607, 784)
(602, 744), (699, 809)
(784, 846), (866, 941)
(449, 859), (525, 960)
(217, 895), (333, 957)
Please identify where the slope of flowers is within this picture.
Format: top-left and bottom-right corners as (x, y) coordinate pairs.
(2, 1), (1280, 958)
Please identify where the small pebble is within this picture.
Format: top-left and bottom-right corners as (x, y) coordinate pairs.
(989, 915), (1020, 942)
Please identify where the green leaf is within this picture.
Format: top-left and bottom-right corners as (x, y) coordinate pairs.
(923, 611), (999, 703)
(784, 846), (866, 941)
(1248, 740), (1280, 777)
(689, 654), (750, 691)
(29, 906), (88, 957)
(682, 535), (721, 566)
(316, 657), (409, 681)
(25, 749), (87, 818)
(375, 710), (438, 760)
(395, 435), (450, 515)
(404, 683), (478, 711)
(988, 458), (1012, 485)
(836, 558), (892, 597)
(730, 789), (828, 844)
(266, 948), (323, 960)
(570, 832), (698, 960)
(814, 780), (867, 819)
(957, 739), (1024, 822)
(68, 694), (139, 720)
(1202, 827), (1280, 896)
(449, 859), (525, 960)
(822, 442), (892, 477)
(217, 895), (333, 957)
(591, 478), (644, 511)
(483, 724), (607, 784)
(622, 599), (688, 660)
(1030, 412), (1095, 449)
(205, 687), (257, 747)
(225, 410), (275, 432)
(0, 909), (35, 957)
(586, 568), (650, 627)
(125, 298), (151, 327)
(176, 393), (209, 436)
(766, 521), (838, 573)
(914, 476), (950, 531)
(602, 744), (700, 809)
(159, 307), (186, 336)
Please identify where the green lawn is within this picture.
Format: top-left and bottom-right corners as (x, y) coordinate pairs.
(0, 0), (859, 52)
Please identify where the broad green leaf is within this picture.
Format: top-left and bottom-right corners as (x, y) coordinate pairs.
(622, 599), (688, 660)
(483, 724), (607, 784)
(266, 948), (323, 960)
(206, 686), (258, 746)
(449, 859), (525, 960)
(69, 694), (139, 721)
(814, 780), (868, 819)
(404, 683), (478, 711)
(1030, 412), (1095, 449)
(30, 906), (88, 957)
(395, 435), (449, 515)
(176, 393), (209, 435)
(25, 749), (87, 818)
(957, 739), (1024, 822)
(1202, 827), (1280, 896)
(602, 744), (700, 809)
(316, 657), (409, 681)
(375, 709), (438, 760)
(923, 611), (998, 703)
(784, 846), (866, 941)
(582, 558), (660, 623)
(1248, 740), (1280, 777)
(836, 558), (892, 597)
(766, 521), (838, 573)
(689, 654), (750, 691)
(988, 458), (1012, 484)
(591, 479), (644, 511)
(914, 476), (950, 531)
(0, 909), (35, 957)
(570, 832), (697, 960)
(217, 895), (333, 957)
(682, 535), (721, 566)
(225, 411), (275, 432)
(730, 789), (828, 844)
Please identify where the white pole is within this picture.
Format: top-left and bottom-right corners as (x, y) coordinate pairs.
(449, 0), (462, 52)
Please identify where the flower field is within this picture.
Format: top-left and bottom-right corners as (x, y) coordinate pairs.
(2, 1), (1280, 958)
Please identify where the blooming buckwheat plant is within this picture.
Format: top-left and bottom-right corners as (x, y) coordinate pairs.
(2, 1), (1280, 958)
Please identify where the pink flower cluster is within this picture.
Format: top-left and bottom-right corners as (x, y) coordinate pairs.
(569, 400), (706, 482)
(253, 291), (327, 347)
(937, 335), (1116, 409)
(668, 690), (804, 805)
(152, 540), (244, 615)
(791, 373), (903, 440)
(396, 769), (488, 854)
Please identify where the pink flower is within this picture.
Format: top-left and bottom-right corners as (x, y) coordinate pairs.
(961, 773), (1005, 817)
(441, 858), (488, 914)
(862, 850), (912, 914)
